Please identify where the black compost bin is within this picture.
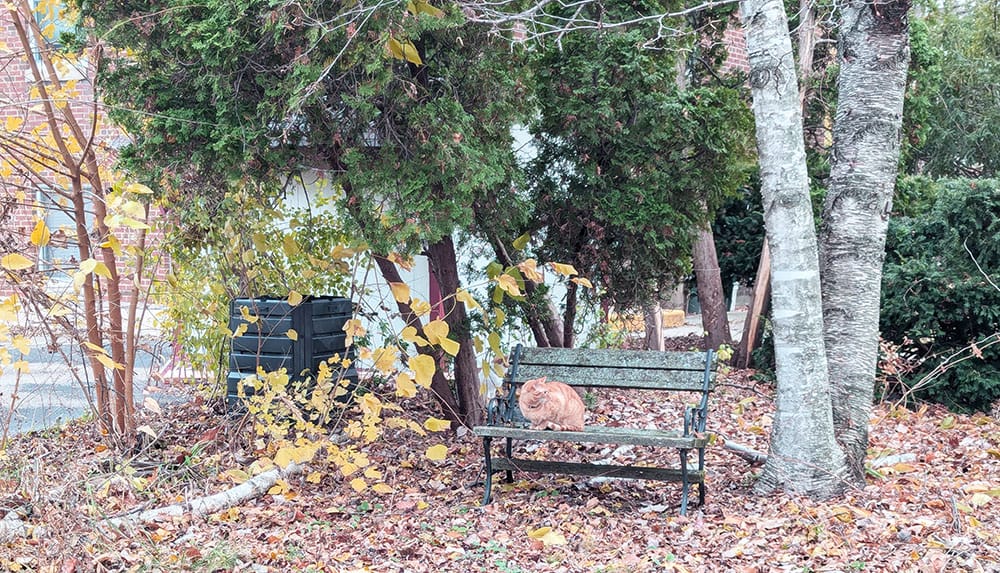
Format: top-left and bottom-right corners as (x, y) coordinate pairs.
(226, 296), (358, 407)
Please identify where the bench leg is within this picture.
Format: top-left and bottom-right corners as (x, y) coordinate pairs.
(697, 447), (706, 507)
(482, 437), (494, 505)
(504, 437), (514, 483)
(679, 448), (690, 516)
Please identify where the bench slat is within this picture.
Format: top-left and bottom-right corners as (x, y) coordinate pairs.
(473, 425), (709, 449)
(514, 364), (713, 391)
(519, 348), (711, 371)
(491, 457), (705, 483)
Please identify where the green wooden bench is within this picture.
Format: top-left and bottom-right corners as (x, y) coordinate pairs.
(472, 344), (717, 515)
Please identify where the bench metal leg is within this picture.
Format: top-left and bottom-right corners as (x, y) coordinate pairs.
(504, 437), (514, 483)
(482, 437), (494, 505)
(679, 448), (690, 516)
(697, 447), (706, 507)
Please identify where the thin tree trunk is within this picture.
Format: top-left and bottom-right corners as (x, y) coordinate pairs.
(797, 0), (818, 113)
(562, 280), (578, 349)
(425, 235), (484, 427)
(820, 0), (911, 483)
(740, 0), (849, 498)
(644, 302), (664, 351)
(693, 227), (733, 350)
(483, 229), (564, 347)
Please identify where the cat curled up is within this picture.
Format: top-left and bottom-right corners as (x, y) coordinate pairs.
(517, 376), (586, 431)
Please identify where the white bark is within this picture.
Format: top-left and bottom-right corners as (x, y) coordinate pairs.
(739, 0), (849, 497)
(103, 463), (303, 529)
(821, 0), (910, 481)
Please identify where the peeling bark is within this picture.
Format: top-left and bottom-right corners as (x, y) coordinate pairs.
(739, 0), (850, 498)
(821, 0), (911, 483)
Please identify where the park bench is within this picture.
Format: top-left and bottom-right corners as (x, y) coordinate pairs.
(472, 344), (716, 515)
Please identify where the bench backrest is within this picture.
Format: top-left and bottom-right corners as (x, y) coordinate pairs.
(510, 346), (716, 393)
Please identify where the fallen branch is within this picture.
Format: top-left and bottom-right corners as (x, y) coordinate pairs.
(723, 441), (767, 465)
(0, 511), (45, 542)
(104, 462), (304, 529)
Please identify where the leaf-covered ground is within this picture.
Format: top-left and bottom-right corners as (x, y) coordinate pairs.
(2, 368), (999, 573)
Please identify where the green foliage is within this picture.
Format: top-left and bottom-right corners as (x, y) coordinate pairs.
(902, 0), (1000, 177)
(881, 179), (1000, 411)
(713, 178), (765, 289)
(524, 14), (755, 310)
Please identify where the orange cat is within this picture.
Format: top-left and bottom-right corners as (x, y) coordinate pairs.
(518, 376), (586, 431)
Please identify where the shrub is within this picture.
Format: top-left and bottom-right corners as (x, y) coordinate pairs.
(880, 178), (1000, 411)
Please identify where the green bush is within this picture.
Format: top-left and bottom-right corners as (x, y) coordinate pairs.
(881, 178), (1000, 411)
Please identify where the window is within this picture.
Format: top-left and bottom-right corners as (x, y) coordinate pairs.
(30, 0), (86, 81)
(36, 188), (83, 282)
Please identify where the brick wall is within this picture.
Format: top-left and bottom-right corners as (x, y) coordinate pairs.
(721, 25), (749, 73)
(1, 8), (170, 308)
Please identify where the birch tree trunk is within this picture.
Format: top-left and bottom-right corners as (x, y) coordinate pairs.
(820, 0), (911, 482)
(740, 0), (849, 497)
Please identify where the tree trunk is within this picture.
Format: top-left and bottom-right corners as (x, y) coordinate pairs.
(820, 0), (910, 483)
(644, 302), (664, 351)
(373, 256), (464, 424)
(425, 235), (484, 427)
(692, 226), (733, 350)
(740, 0), (850, 498)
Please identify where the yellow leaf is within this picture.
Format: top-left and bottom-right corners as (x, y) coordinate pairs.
(970, 492), (992, 507)
(239, 305), (259, 324)
(363, 467), (382, 480)
(30, 220), (51, 247)
(517, 259), (544, 283)
(120, 200), (146, 220)
(549, 262), (578, 276)
(95, 353), (124, 371)
(92, 262), (112, 279)
(410, 299), (432, 317)
(286, 328), (298, 341)
(274, 447), (295, 469)
(406, 0), (445, 17)
(400, 325), (429, 347)
(83, 341), (108, 354)
(571, 277), (594, 289)
(306, 471), (322, 484)
(409, 354), (435, 388)
(528, 527), (567, 546)
(11, 335), (30, 355)
(423, 417), (451, 432)
(1, 253), (34, 271)
(233, 323), (248, 338)
(389, 282), (411, 303)
(372, 483), (394, 494)
(13, 360), (29, 373)
(455, 288), (480, 310)
(223, 469), (250, 484)
(425, 444), (448, 461)
(350, 477), (367, 492)
(423, 319), (449, 344)
(497, 274), (521, 296)
(439, 337), (460, 357)
(101, 234), (122, 256)
(126, 182), (153, 195)
(79, 258), (97, 275)
(940, 416), (955, 429)
(287, 290), (304, 306)
(343, 318), (365, 344)
(386, 36), (423, 65)
(395, 372), (418, 398)
(372, 346), (398, 374)
(512, 232), (531, 250)
(282, 234), (300, 257)
(494, 308), (506, 328)
(5, 116), (24, 132)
